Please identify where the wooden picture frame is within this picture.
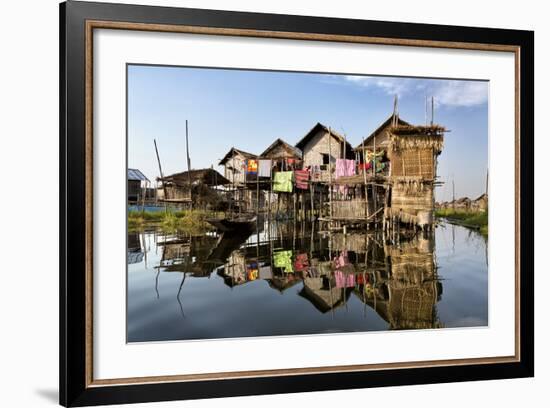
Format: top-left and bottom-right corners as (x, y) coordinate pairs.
(60, 1), (534, 406)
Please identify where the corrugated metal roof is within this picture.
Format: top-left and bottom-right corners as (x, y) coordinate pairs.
(128, 168), (149, 181)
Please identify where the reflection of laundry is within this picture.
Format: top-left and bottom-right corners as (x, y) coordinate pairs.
(294, 170), (309, 190)
(258, 159), (272, 177)
(273, 171), (293, 193)
(273, 250), (294, 273)
(335, 270), (355, 288)
(307, 266), (320, 278)
(356, 273), (369, 285)
(246, 159), (258, 175)
(247, 262), (258, 281)
(293, 253), (309, 272)
(259, 265), (273, 280)
(333, 251), (349, 269)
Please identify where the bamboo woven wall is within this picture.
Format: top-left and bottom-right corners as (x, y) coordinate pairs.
(389, 148), (434, 178)
(302, 129), (343, 167)
(387, 238), (438, 329)
(331, 199), (367, 219)
(163, 185), (192, 201)
(390, 180), (434, 220)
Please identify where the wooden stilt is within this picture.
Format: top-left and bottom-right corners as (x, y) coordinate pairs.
(328, 127), (333, 228)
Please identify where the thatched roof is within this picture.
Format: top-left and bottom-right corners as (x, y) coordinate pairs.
(159, 168), (230, 186)
(219, 147), (257, 166)
(354, 114), (411, 151)
(295, 122), (353, 152)
(260, 138), (302, 159)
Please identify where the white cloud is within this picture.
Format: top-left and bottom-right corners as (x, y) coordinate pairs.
(434, 80), (488, 107)
(342, 75), (488, 108)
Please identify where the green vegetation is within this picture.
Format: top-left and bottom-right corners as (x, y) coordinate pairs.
(435, 208), (488, 236)
(128, 209), (221, 234)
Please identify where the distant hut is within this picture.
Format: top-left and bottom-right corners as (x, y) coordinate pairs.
(158, 168), (230, 208)
(127, 168), (149, 203)
(471, 193), (488, 211)
(295, 123), (353, 180)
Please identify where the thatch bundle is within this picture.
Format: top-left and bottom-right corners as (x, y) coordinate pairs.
(389, 133), (444, 154)
(390, 124), (446, 136)
(392, 178), (431, 193)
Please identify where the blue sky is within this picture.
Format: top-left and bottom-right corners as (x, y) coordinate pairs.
(128, 65), (488, 202)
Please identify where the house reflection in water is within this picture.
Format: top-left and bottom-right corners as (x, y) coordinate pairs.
(127, 232), (144, 265)
(189, 224), (444, 330)
(128, 220), (487, 342)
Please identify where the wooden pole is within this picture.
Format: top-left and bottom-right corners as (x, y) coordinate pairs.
(362, 137), (369, 223)
(343, 131), (347, 159)
(310, 180), (314, 219)
(425, 94), (428, 126)
(153, 139), (167, 213)
(185, 120), (192, 210)
(141, 180), (147, 214)
(431, 96), (435, 126)
(373, 135), (377, 221)
(256, 156), (260, 214)
(328, 127), (333, 225)
(269, 160), (273, 219)
(452, 177), (455, 209)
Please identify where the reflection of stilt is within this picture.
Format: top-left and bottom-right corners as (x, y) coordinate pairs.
(176, 273), (187, 318)
(452, 224), (456, 254)
(155, 269), (160, 299)
(141, 232), (148, 269)
(328, 232), (335, 319)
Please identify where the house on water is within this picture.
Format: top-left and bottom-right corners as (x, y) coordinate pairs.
(347, 114), (446, 229)
(260, 138), (302, 170)
(219, 147), (258, 185)
(157, 168), (230, 209)
(127, 168), (149, 203)
(295, 123), (354, 181)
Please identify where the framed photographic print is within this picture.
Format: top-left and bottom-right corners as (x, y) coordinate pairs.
(59, 0), (534, 406)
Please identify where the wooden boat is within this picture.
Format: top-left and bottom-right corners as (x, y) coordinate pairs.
(206, 214), (257, 233)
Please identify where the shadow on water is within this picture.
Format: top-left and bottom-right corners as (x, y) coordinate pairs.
(127, 219), (487, 342)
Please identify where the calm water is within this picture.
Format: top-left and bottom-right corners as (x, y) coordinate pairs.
(127, 221), (488, 342)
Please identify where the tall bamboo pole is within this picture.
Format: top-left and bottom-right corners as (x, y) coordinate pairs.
(256, 156), (260, 214)
(153, 139), (167, 213)
(362, 137), (369, 222)
(185, 120), (192, 209)
(328, 127), (333, 225)
(269, 160), (273, 219)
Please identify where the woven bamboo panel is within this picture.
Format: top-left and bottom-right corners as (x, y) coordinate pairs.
(391, 148), (434, 178)
(331, 199), (367, 219)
